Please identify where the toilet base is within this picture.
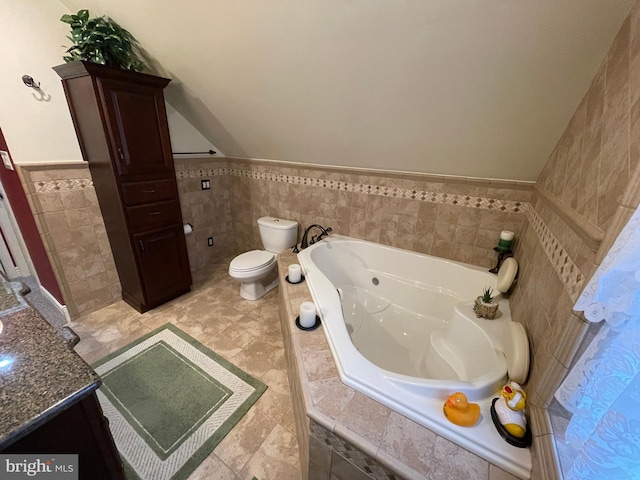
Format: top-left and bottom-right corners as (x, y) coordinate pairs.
(240, 276), (279, 300)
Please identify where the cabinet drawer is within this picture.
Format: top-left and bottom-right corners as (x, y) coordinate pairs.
(121, 179), (178, 206)
(126, 200), (182, 230)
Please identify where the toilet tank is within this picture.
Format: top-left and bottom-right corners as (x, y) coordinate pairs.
(258, 217), (298, 253)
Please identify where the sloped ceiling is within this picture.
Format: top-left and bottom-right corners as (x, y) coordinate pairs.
(60, 0), (634, 180)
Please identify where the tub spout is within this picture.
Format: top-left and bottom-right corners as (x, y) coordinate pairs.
(298, 224), (333, 250)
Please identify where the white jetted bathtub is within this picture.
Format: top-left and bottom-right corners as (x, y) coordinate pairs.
(297, 235), (531, 478)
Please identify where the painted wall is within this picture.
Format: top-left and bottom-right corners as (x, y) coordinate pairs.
(166, 103), (222, 157)
(60, 0), (634, 180)
(0, 1), (220, 166)
(0, 0), (83, 164)
(0, 129), (65, 303)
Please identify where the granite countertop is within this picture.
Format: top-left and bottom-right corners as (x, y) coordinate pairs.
(0, 307), (100, 448)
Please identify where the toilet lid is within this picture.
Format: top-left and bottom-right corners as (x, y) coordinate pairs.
(230, 250), (275, 271)
(502, 321), (530, 384)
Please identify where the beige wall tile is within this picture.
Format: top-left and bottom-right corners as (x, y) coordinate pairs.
(330, 451), (374, 480)
(337, 392), (392, 446)
(489, 464), (521, 480)
(379, 412), (436, 473)
(308, 435), (331, 480)
(427, 436), (489, 480)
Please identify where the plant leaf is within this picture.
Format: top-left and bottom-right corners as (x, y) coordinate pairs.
(59, 9), (146, 71)
(77, 10), (89, 22)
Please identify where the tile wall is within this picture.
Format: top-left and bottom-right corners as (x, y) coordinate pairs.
(507, 3), (640, 477)
(174, 158), (235, 270)
(512, 0), (640, 410)
(19, 163), (120, 318)
(223, 158), (532, 268)
(18, 158), (235, 319)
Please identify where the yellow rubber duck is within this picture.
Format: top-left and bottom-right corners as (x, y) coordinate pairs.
(494, 382), (527, 438)
(443, 392), (481, 427)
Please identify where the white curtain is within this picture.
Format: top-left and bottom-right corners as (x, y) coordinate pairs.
(555, 204), (640, 480)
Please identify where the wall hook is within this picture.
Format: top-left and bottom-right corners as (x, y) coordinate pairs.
(21, 75), (41, 89)
(22, 74), (50, 102)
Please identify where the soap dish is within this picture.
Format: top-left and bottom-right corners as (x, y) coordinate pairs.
(295, 315), (321, 331)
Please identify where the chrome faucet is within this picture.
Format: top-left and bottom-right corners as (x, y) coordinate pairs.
(292, 224), (333, 252)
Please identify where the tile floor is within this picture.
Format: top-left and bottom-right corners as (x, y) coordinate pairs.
(68, 258), (302, 480)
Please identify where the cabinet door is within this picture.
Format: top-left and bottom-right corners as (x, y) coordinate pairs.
(99, 79), (174, 177)
(134, 225), (191, 304)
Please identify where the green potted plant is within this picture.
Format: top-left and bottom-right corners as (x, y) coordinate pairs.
(60, 9), (145, 72)
(473, 286), (499, 319)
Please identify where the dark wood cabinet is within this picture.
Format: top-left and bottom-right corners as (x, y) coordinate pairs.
(54, 61), (191, 313)
(4, 393), (124, 480)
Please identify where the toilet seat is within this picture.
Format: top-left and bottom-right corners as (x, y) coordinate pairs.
(229, 250), (275, 273)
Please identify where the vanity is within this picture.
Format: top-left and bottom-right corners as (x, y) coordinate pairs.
(0, 307), (123, 479)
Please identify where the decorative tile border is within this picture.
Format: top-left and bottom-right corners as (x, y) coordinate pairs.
(33, 178), (93, 193)
(177, 167), (526, 213)
(176, 165), (587, 298)
(28, 166), (585, 303)
(523, 204), (585, 301)
(310, 420), (397, 480)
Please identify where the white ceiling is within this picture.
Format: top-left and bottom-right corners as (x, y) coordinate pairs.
(60, 0), (634, 180)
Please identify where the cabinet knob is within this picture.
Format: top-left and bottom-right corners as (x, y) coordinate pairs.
(148, 211), (161, 216)
(117, 148), (125, 162)
(139, 240), (145, 252)
(143, 189), (156, 193)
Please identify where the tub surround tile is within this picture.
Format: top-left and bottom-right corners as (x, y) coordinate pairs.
(312, 421), (395, 480)
(330, 451), (376, 480)
(337, 392), (392, 447)
(379, 412), (436, 473)
(308, 377), (355, 421)
(297, 328), (331, 354)
(550, 311), (589, 369)
(303, 350), (340, 383)
(528, 356), (569, 409)
(374, 448), (429, 480)
(309, 435), (332, 480)
(428, 436), (490, 480)
(530, 434), (561, 480)
(490, 465), (522, 480)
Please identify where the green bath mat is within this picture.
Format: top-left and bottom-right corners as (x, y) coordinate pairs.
(93, 323), (267, 480)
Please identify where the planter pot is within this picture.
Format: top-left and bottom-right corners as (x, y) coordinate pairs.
(473, 297), (499, 319)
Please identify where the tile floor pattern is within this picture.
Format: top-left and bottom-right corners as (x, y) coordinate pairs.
(69, 258), (301, 480)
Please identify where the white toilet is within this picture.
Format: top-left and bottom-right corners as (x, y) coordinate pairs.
(228, 216), (298, 300)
